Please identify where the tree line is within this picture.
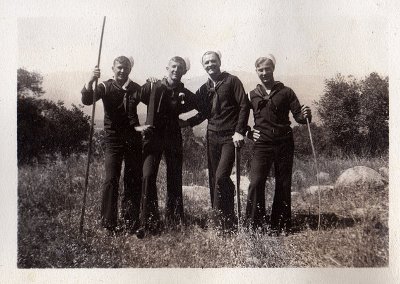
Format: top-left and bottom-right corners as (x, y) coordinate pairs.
(17, 69), (388, 166)
(293, 73), (388, 157)
(17, 69), (90, 164)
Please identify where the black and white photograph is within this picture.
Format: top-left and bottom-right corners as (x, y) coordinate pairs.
(1, 0), (399, 283)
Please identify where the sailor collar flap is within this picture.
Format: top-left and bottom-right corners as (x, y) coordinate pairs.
(206, 72), (229, 98)
(161, 78), (184, 93)
(149, 79), (186, 114)
(252, 82), (284, 112)
(111, 78), (132, 93)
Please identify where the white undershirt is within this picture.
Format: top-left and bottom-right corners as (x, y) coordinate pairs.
(263, 85), (272, 95)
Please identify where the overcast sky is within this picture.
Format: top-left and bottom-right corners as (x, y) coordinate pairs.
(17, 0), (389, 82)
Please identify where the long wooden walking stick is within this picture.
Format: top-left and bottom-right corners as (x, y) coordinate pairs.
(235, 147), (241, 228)
(306, 118), (321, 231)
(79, 16), (106, 235)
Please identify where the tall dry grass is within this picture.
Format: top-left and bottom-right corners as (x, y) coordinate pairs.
(17, 154), (388, 267)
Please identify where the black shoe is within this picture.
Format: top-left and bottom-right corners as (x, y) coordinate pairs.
(124, 221), (140, 235)
(135, 221), (163, 239)
(103, 225), (123, 237)
(268, 226), (292, 237)
(135, 227), (146, 239)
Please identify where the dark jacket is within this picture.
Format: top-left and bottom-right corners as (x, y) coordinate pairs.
(140, 78), (197, 133)
(187, 72), (250, 135)
(249, 81), (311, 142)
(81, 79), (141, 141)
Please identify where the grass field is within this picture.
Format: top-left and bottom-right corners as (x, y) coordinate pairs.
(17, 154), (388, 268)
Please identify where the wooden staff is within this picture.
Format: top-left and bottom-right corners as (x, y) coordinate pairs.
(306, 117), (321, 231)
(79, 16), (106, 235)
(235, 147), (242, 227)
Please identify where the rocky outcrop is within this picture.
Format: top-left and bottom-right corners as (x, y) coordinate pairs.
(335, 166), (386, 189)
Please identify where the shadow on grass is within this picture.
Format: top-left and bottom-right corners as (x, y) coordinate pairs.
(184, 212), (210, 229)
(169, 211), (360, 234)
(158, 210), (360, 235)
(291, 212), (360, 233)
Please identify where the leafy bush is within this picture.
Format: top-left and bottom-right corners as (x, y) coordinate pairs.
(181, 127), (207, 172)
(316, 73), (388, 156)
(17, 68), (90, 164)
(292, 122), (330, 158)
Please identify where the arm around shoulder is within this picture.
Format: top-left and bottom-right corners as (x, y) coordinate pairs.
(139, 81), (153, 105)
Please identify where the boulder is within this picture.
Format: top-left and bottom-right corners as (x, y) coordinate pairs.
(266, 178), (276, 188)
(291, 191), (300, 197)
(183, 185), (209, 191)
(305, 185), (333, 195)
(335, 166), (386, 189)
(351, 208), (366, 218)
(230, 175), (250, 191)
(293, 170), (306, 181)
(317, 172), (331, 184)
(72, 176), (85, 185)
(378, 167), (389, 180)
(292, 170), (306, 190)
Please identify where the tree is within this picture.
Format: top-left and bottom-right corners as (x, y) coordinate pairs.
(316, 73), (388, 156)
(292, 122), (330, 157)
(17, 68), (90, 164)
(358, 73), (389, 155)
(17, 68), (45, 97)
(181, 126), (207, 172)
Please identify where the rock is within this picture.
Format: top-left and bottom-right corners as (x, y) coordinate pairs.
(266, 178), (275, 187)
(230, 175), (250, 191)
(317, 172), (331, 184)
(351, 208), (366, 218)
(183, 185), (209, 191)
(378, 167), (389, 180)
(292, 170), (306, 190)
(293, 170), (306, 182)
(305, 185), (333, 195)
(291, 191), (300, 197)
(335, 166), (386, 189)
(72, 176), (85, 185)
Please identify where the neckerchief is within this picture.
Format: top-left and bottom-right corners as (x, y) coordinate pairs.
(255, 81), (284, 112)
(112, 78), (132, 112)
(160, 78), (185, 113)
(206, 72), (227, 115)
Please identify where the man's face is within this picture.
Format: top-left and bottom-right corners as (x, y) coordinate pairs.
(112, 61), (131, 83)
(256, 60), (274, 85)
(202, 53), (221, 76)
(166, 60), (186, 82)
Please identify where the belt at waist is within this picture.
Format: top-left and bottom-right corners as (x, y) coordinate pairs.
(255, 126), (293, 141)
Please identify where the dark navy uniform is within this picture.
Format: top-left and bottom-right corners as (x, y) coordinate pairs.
(187, 72), (250, 231)
(81, 79), (142, 231)
(139, 78), (197, 231)
(246, 82), (310, 232)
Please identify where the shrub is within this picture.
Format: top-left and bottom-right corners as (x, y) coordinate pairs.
(316, 73), (388, 156)
(17, 68), (90, 164)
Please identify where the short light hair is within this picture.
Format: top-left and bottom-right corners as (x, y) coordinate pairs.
(255, 56), (275, 69)
(113, 56), (132, 69)
(169, 56), (187, 71)
(201, 51), (221, 63)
